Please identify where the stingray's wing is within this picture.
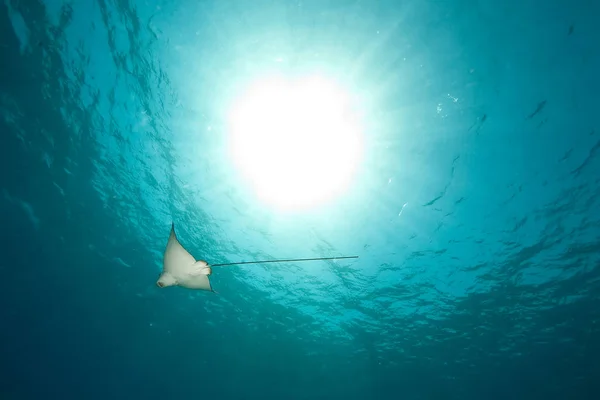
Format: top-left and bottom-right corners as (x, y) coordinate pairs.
(182, 263), (214, 291)
(185, 275), (213, 291)
(163, 223), (196, 275)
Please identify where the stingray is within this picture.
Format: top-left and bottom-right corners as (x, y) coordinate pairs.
(156, 223), (358, 292)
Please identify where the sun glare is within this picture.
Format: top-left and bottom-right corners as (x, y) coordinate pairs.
(227, 75), (363, 210)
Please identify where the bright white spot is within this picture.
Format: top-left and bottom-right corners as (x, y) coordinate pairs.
(398, 202), (408, 217)
(228, 75), (363, 210)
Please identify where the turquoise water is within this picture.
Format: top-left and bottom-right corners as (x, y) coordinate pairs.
(1, 0), (599, 399)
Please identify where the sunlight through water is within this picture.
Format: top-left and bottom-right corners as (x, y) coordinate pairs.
(227, 75), (363, 210)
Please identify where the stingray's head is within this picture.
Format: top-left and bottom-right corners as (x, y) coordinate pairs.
(156, 272), (177, 288)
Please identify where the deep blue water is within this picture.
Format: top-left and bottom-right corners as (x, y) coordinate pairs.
(1, 0), (599, 399)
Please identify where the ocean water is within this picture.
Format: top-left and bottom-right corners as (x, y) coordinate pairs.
(1, 0), (599, 399)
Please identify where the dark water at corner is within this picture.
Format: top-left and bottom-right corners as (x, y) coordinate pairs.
(1, 0), (599, 399)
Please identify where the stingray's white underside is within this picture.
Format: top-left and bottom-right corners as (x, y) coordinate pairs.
(157, 223), (213, 292)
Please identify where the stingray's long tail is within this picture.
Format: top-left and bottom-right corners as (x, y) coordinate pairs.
(211, 255), (358, 267)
